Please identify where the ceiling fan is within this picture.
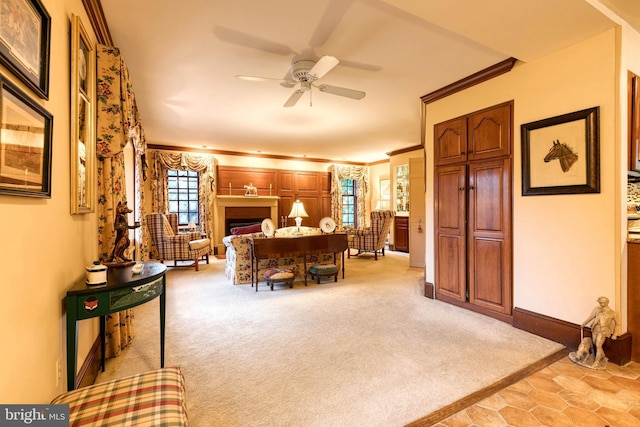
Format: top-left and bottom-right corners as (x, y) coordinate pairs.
(236, 55), (366, 107)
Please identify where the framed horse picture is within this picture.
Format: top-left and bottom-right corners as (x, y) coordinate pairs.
(521, 107), (600, 195)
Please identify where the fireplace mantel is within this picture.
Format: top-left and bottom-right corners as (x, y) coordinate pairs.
(214, 195), (279, 253)
(216, 195), (279, 205)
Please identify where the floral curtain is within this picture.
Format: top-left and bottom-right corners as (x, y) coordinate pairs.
(96, 44), (147, 358)
(330, 165), (369, 229)
(147, 150), (215, 259)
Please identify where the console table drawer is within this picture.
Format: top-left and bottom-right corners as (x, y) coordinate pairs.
(74, 277), (163, 320)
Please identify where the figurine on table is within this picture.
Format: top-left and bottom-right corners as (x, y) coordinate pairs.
(106, 201), (141, 266)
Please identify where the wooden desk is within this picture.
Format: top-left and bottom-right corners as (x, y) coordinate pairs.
(65, 262), (167, 391)
(249, 233), (348, 289)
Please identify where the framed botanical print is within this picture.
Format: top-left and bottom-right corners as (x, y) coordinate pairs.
(0, 0), (51, 99)
(0, 75), (53, 197)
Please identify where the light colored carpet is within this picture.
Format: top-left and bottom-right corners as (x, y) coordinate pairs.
(96, 251), (564, 426)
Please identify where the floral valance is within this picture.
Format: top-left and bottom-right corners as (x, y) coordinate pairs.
(330, 164), (369, 228)
(96, 45), (146, 159)
(152, 151), (215, 191)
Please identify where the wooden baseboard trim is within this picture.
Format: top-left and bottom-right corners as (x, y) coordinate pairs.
(513, 307), (631, 366)
(406, 348), (568, 426)
(424, 282), (434, 299)
(75, 336), (102, 389)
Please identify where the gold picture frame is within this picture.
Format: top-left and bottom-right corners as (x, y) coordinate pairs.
(70, 14), (95, 214)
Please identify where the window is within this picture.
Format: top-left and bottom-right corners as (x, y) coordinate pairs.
(168, 169), (199, 225)
(341, 178), (358, 227)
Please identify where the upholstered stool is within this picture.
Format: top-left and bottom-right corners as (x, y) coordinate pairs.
(309, 263), (339, 283)
(262, 268), (295, 291)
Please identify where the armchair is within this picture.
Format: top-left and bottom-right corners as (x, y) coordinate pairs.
(146, 213), (210, 271)
(348, 210), (396, 260)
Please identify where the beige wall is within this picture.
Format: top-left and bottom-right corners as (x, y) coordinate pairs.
(0, 0), (99, 402)
(424, 29), (621, 326)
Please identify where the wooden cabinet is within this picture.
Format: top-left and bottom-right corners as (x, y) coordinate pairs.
(394, 216), (409, 252)
(629, 72), (640, 171)
(434, 102), (513, 319)
(435, 102), (511, 167)
(628, 242), (640, 362)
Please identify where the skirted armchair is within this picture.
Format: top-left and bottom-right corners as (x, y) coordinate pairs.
(146, 213), (211, 271)
(348, 210), (396, 260)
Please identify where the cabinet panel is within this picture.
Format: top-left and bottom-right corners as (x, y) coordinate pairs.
(435, 165), (466, 231)
(470, 238), (504, 309)
(467, 103), (511, 162)
(395, 216), (409, 252)
(434, 165), (466, 302)
(467, 158), (512, 315)
(436, 234), (466, 301)
(629, 73), (640, 171)
(435, 117), (467, 166)
(296, 172), (319, 194)
(278, 172), (294, 193)
(628, 243), (640, 362)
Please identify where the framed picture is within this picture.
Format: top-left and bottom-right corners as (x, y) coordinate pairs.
(380, 178), (390, 200)
(0, 75), (53, 197)
(0, 0), (51, 99)
(521, 107), (600, 196)
(70, 14), (95, 214)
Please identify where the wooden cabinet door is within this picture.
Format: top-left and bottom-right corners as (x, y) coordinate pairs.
(435, 117), (467, 166)
(394, 216), (409, 252)
(467, 158), (512, 315)
(467, 102), (511, 162)
(434, 164), (467, 302)
(629, 73), (640, 171)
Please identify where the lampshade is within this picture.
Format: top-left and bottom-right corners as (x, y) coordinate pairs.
(288, 200), (308, 234)
(188, 221), (196, 231)
(288, 200), (309, 218)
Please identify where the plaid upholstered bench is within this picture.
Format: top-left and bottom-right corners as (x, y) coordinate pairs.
(51, 367), (188, 426)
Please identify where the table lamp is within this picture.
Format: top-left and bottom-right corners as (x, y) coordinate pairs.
(288, 200), (309, 234)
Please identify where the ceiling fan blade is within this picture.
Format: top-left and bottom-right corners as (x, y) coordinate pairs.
(283, 90), (305, 107)
(236, 75), (285, 82)
(317, 84), (365, 100)
(308, 55), (339, 80)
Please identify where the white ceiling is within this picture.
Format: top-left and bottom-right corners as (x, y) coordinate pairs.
(100, 0), (633, 163)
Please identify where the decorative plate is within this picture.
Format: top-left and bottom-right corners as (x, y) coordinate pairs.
(261, 218), (275, 237)
(320, 217), (336, 233)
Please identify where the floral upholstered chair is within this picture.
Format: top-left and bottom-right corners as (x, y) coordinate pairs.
(347, 210), (396, 260)
(146, 213), (211, 271)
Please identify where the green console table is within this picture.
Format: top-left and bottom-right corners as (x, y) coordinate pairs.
(65, 262), (167, 391)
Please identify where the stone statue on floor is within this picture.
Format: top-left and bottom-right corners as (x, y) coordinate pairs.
(569, 296), (618, 370)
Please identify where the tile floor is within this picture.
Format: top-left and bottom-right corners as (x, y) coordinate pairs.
(435, 358), (640, 427)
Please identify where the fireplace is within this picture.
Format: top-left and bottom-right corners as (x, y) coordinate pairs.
(225, 207), (270, 236)
(214, 196), (279, 254)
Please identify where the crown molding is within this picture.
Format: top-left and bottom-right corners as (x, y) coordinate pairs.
(82, 0), (113, 45)
(147, 144), (373, 166)
(421, 57), (517, 105)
